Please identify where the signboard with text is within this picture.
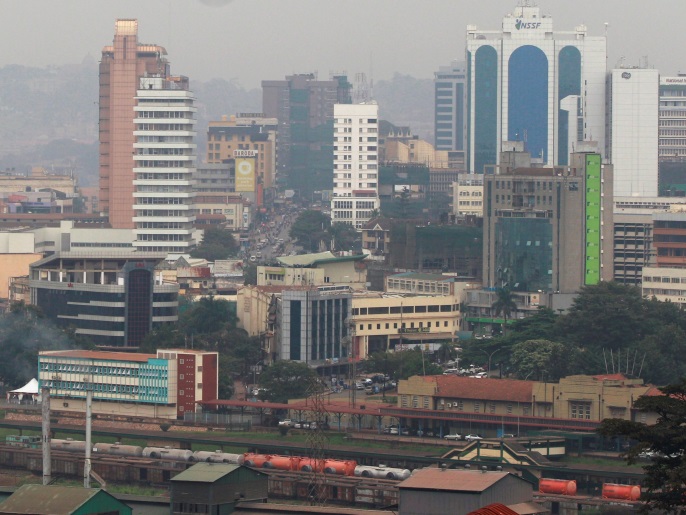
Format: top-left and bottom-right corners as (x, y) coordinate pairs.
(235, 158), (256, 192)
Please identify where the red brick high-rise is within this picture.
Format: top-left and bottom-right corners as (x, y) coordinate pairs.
(98, 19), (169, 228)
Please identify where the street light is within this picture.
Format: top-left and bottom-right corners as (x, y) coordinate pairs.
(479, 348), (500, 377)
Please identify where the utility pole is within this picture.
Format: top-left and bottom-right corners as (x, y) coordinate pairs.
(84, 388), (92, 488)
(41, 387), (51, 486)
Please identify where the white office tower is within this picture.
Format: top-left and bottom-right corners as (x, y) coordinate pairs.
(133, 76), (197, 253)
(609, 68), (659, 197)
(466, 3), (606, 174)
(659, 76), (686, 160)
(331, 102), (380, 229)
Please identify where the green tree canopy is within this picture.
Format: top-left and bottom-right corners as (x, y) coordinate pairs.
(491, 288), (517, 335)
(510, 339), (577, 381)
(290, 210), (331, 252)
(329, 222), (359, 252)
(258, 361), (317, 403)
(190, 227), (240, 261)
(598, 379), (686, 512)
(365, 349), (442, 381)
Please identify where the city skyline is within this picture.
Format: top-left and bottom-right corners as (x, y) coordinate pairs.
(2, 1), (685, 90)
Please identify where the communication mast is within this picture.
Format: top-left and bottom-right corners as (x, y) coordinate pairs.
(305, 376), (329, 506)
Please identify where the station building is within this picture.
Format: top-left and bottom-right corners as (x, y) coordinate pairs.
(38, 348), (218, 420)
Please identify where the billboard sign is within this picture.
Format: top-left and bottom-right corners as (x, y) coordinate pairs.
(235, 158), (256, 192)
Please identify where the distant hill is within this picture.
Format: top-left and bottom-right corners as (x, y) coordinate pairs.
(0, 63), (433, 187)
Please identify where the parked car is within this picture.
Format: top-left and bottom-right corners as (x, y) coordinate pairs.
(294, 421), (311, 429)
(444, 433), (462, 441)
(465, 434), (483, 441)
(278, 419), (295, 428)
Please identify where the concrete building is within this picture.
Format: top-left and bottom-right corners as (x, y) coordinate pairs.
(659, 75), (686, 161)
(236, 285), (280, 363)
(38, 348), (217, 419)
(609, 67), (659, 197)
(651, 212), (686, 267)
(612, 211), (653, 285)
(482, 149), (613, 293)
(452, 173), (484, 217)
(642, 267), (686, 307)
(132, 75), (197, 253)
(29, 252), (178, 349)
(170, 463), (268, 515)
(360, 217), (392, 258)
(99, 19), (169, 229)
(262, 73), (351, 195)
(0, 167), (78, 197)
(399, 468), (534, 515)
(466, 4), (606, 173)
(0, 485), (132, 515)
(463, 288), (548, 336)
(331, 102), (380, 229)
(258, 251), (368, 289)
(277, 286), (352, 363)
(206, 114), (278, 195)
(350, 292), (461, 358)
(434, 60), (467, 152)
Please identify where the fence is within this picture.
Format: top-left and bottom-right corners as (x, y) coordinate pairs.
(183, 412), (253, 430)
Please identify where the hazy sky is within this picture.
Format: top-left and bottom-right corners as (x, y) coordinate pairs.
(3, 0), (685, 89)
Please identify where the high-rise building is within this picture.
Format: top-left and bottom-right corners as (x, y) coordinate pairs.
(262, 74), (352, 197)
(482, 148), (613, 293)
(133, 76), (196, 253)
(331, 102), (380, 229)
(608, 68), (659, 197)
(465, 4), (606, 174)
(434, 60), (467, 152)
(659, 75), (686, 161)
(100, 19), (196, 253)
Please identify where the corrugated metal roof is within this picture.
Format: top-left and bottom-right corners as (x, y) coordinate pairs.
(234, 502), (391, 514)
(39, 350), (155, 363)
(0, 485), (120, 514)
(468, 503), (520, 515)
(277, 252), (365, 268)
(435, 376), (533, 403)
(399, 468), (510, 492)
(171, 462), (243, 483)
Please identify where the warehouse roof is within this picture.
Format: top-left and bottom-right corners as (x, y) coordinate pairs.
(171, 462), (265, 483)
(435, 375), (533, 403)
(277, 251), (365, 268)
(0, 485), (129, 514)
(399, 468), (512, 492)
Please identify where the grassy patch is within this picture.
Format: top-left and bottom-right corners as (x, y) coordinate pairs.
(560, 455), (644, 469)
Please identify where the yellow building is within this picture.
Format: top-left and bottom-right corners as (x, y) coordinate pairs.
(236, 285), (280, 363)
(452, 173), (484, 217)
(350, 293), (461, 358)
(257, 252), (367, 289)
(207, 115), (277, 190)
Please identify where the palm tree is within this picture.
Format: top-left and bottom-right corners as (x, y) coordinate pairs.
(491, 288), (517, 336)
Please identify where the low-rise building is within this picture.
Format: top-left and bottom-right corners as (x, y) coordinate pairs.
(642, 266), (686, 307)
(350, 293), (461, 357)
(257, 251), (367, 289)
(38, 348), (217, 420)
(452, 172), (484, 217)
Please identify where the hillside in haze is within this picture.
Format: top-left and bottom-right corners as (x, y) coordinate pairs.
(0, 63), (433, 187)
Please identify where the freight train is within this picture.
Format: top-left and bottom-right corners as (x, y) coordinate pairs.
(539, 479), (641, 502)
(43, 439), (411, 479)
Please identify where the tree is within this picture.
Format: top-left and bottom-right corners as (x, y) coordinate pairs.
(365, 349), (442, 381)
(510, 339), (576, 381)
(191, 227), (239, 261)
(329, 222), (358, 252)
(179, 296), (236, 336)
(258, 361), (317, 403)
(491, 288), (517, 335)
(290, 210), (330, 252)
(243, 263), (257, 286)
(598, 379), (686, 512)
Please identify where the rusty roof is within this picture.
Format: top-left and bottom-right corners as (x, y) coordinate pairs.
(399, 468), (512, 492)
(435, 375), (533, 403)
(468, 504), (521, 515)
(39, 350), (155, 363)
(234, 502), (391, 514)
(0, 485), (128, 514)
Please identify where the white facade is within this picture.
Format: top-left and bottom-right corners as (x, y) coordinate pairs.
(133, 76), (197, 253)
(642, 267), (686, 307)
(466, 4), (607, 173)
(452, 173), (484, 217)
(659, 76), (686, 160)
(331, 103), (380, 229)
(434, 60), (467, 151)
(609, 68), (659, 197)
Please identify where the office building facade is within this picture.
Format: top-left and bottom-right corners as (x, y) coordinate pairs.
(659, 76), (686, 161)
(29, 253), (178, 349)
(434, 60), (467, 152)
(482, 150), (613, 293)
(133, 76), (196, 253)
(608, 68), (659, 197)
(262, 74), (351, 196)
(38, 348), (217, 419)
(331, 103), (380, 229)
(466, 5), (606, 174)
(277, 287), (352, 363)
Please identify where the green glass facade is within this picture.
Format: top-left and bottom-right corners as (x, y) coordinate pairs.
(584, 153), (602, 284)
(494, 217), (553, 291)
(474, 46), (498, 174)
(557, 46), (582, 165)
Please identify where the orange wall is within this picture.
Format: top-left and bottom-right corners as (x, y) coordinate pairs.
(0, 254), (42, 299)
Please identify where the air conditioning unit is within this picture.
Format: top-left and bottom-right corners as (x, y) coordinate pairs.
(446, 402), (452, 408)
(63, 402), (69, 408)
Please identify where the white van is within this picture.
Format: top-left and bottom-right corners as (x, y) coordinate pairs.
(444, 368), (459, 375)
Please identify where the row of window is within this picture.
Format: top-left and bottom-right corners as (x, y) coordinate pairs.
(136, 173), (190, 180)
(135, 123), (193, 131)
(137, 111), (192, 119)
(458, 191), (482, 196)
(136, 160), (194, 168)
(42, 380), (167, 397)
(643, 275), (686, 284)
(358, 319), (452, 332)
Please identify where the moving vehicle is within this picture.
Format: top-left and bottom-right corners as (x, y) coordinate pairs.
(465, 434), (483, 441)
